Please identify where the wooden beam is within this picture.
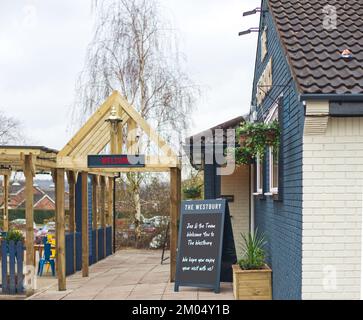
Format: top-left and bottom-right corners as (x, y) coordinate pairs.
(57, 155), (179, 171)
(0, 148), (42, 156)
(66, 170), (77, 273)
(56, 168), (66, 291)
(24, 155), (35, 295)
(0, 169), (11, 176)
(70, 117), (109, 157)
(170, 167), (181, 282)
(92, 175), (99, 262)
(59, 92), (119, 157)
(3, 174), (9, 232)
(81, 172), (89, 277)
(115, 93), (177, 157)
(126, 119), (138, 154)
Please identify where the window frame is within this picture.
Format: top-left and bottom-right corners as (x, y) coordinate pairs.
(269, 146), (279, 195)
(254, 155), (264, 195)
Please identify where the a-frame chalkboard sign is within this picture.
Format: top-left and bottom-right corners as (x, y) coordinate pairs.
(174, 199), (237, 294)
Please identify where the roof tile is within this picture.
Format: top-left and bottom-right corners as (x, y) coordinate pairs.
(269, 0), (363, 94)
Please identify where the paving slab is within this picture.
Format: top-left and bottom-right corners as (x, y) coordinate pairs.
(27, 249), (234, 300)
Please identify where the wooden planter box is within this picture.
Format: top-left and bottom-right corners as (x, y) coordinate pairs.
(232, 265), (272, 300)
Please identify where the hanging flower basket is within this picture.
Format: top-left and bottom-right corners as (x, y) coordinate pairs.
(183, 186), (202, 199)
(265, 128), (279, 146)
(232, 121), (280, 165)
(239, 134), (248, 146)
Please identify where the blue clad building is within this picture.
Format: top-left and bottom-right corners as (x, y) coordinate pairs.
(187, 0), (363, 299)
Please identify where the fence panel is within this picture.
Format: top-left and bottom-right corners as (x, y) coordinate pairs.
(98, 228), (104, 261)
(1, 240), (24, 295)
(106, 227), (112, 257)
(9, 241), (16, 294)
(1, 241), (7, 293)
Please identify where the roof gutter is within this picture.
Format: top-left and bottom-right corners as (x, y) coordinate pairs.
(300, 94), (363, 102)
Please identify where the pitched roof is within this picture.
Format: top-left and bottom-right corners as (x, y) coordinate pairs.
(268, 0), (363, 94)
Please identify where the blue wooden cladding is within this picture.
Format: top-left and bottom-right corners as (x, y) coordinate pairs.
(106, 227), (112, 256)
(76, 232), (82, 271)
(91, 230), (97, 265)
(1, 241), (24, 295)
(251, 0), (303, 300)
(65, 233), (75, 276)
(98, 228), (105, 260)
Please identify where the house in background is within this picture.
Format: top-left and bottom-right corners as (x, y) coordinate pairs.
(0, 179), (69, 211)
(186, 0), (363, 300)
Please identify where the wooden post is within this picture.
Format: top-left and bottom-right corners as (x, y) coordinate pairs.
(24, 155), (35, 296)
(170, 167), (181, 282)
(81, 172), (89, 277)
(24, 155), (35, 267)
(108, 177), (114, 251)
(66, 171), (77, 273)
(100, 176), (106, 258)
(92, 175), (99, 262)
(107, 177), (113, 226)
(3, 174), (9, 232)
(56, 169), (66, 291)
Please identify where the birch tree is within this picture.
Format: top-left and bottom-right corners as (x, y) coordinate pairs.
(75, 0), (198, 241)
(0, 111), (24, 145)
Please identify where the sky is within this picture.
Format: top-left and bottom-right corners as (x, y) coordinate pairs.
(0, 0), (261, 150)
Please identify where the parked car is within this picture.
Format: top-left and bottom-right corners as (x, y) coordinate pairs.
(142, 222), (156, 234)
(148, 216), (168, 228)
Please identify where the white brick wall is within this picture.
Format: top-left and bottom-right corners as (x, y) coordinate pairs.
(302, 117), (363, 300)
(221, 165), (250, 260)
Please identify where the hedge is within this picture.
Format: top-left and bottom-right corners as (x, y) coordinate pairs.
(0, 209), (57, 225)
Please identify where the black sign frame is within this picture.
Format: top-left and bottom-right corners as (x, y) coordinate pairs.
(174, 199), (227, 294)
(87, 154), (145, 168)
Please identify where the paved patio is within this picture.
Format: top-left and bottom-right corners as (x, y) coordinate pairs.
(28, 249), (234, 300)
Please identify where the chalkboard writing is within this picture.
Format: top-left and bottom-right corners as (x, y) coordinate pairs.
(174, 199), (227, 294)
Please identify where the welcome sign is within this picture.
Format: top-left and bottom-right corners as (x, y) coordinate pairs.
(174, 199), (232, 294)
(87, 155), (145, 168)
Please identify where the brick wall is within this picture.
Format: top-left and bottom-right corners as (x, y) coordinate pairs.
(221, 165), (250, 259)
(302, 117), (363, 300)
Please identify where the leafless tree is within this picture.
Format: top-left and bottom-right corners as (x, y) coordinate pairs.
(74, 0), (198, 240)
(0, 111), (24, 145)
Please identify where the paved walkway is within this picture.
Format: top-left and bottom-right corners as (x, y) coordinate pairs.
(29, 249), (234, 300)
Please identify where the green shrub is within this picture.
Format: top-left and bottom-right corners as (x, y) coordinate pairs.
(8, 209), (55, 225)
(238, 229), (267, 270)
(5, 229), (24, 243)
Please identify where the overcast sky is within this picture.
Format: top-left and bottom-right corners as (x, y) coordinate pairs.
(0, 0), (260, 150)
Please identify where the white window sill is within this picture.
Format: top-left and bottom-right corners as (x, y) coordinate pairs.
(264, 192), (279, 196)
(253, 192), (263, 196)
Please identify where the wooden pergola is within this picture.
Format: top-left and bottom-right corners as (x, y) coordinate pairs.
(0, 91), (181, 293)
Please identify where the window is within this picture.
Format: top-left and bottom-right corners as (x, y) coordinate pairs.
(265, 98), (281, 196)
(255, 155), (264, 195)
(269, 147), (279, 194)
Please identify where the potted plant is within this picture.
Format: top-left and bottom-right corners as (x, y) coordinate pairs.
(233, 230), (272, 300)
(183, 185), (202, 199)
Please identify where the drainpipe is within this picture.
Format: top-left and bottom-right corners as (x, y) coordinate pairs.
(250, 164), (255, 234)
